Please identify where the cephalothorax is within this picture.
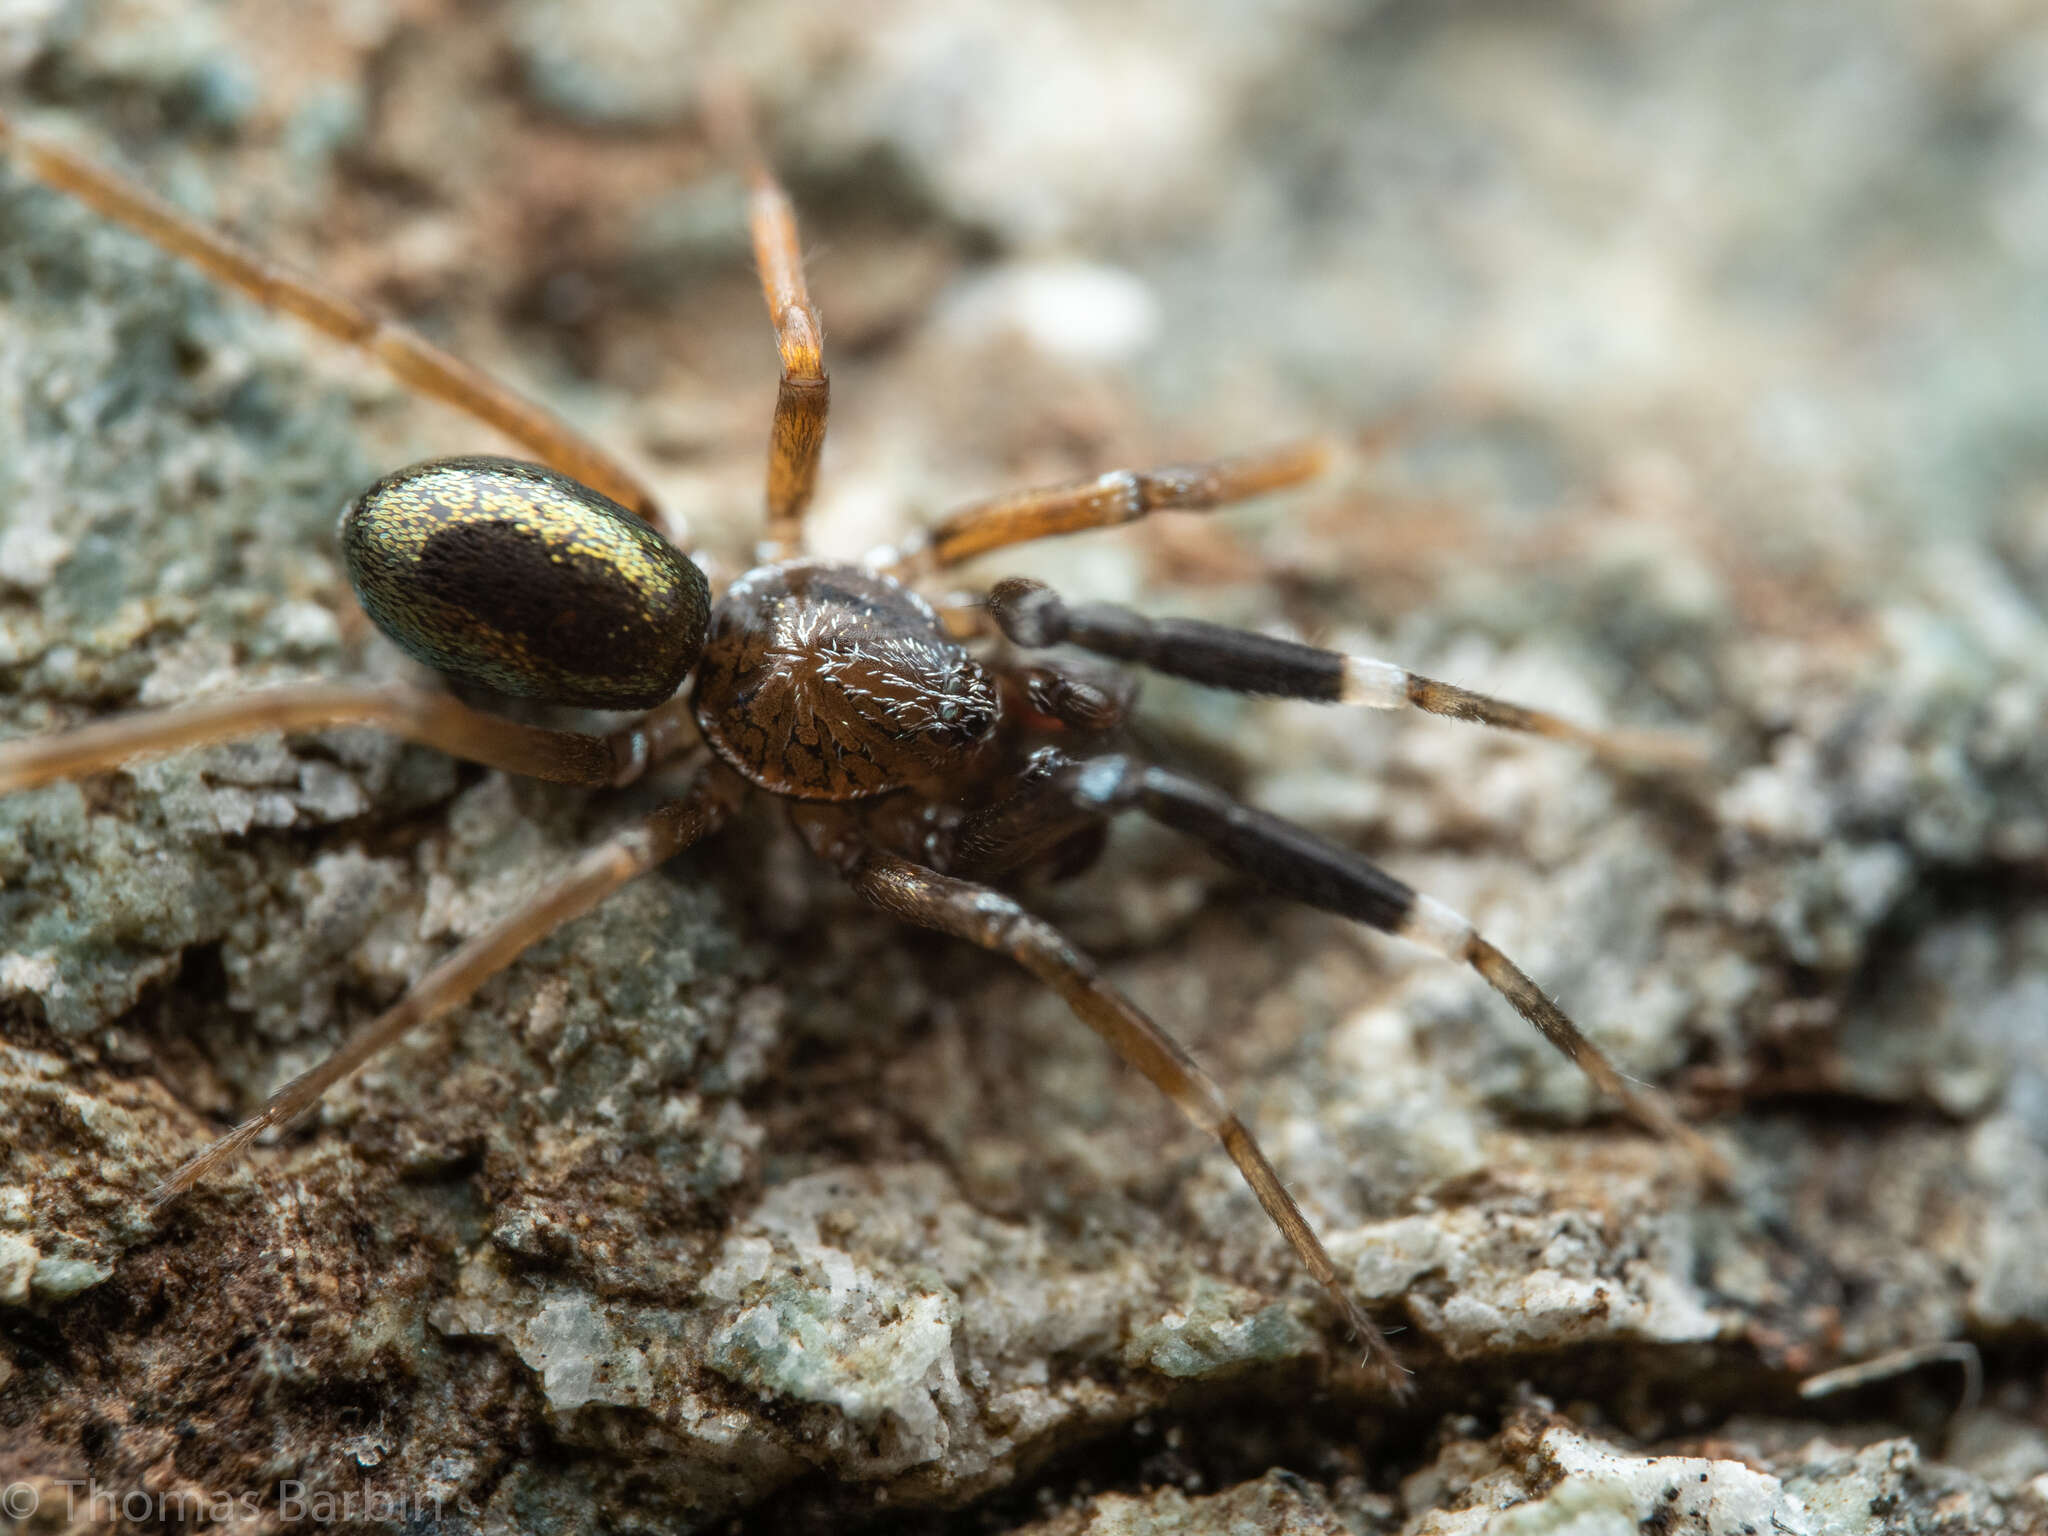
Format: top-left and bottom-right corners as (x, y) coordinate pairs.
(0, 101), (1720, 1388)
(693, 560), (1003, 801)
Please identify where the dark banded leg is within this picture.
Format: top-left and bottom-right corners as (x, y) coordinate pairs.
(987, 578), (1705, 771)
(706, 90), (828, 560)
(0, 109), (664, 525)
(1048, 755), (1727, 1181)
(154, 764), (743, 1203)
(839, 846), (1410, 1390)
(887, 438), (1341, 577)
(0, 685), (699, 795)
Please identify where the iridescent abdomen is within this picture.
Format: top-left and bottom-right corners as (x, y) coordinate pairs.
(340, 456), (710, 709)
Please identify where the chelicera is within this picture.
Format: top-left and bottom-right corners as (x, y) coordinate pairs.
(0, 101), (1721, 1387)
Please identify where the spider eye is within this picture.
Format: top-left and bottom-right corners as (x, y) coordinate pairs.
(341, 456), (710, 709)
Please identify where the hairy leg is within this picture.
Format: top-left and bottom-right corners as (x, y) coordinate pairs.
(705, 90), (828, 560)
(886, 438), (1341, 577)
(153, 763), (743, 1203)
(0, 109), (665, 525)
(1038, 753), (1727, 1181)
(987, 578), (1705, 771)
(820, 840), (1410, 1390)
(0, 686), (699, 794)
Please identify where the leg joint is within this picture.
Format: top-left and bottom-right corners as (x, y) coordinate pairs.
(988, 578), (1070, 647)
(1054, 754), (1142, 812)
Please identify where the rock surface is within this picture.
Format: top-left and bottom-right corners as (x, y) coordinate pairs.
(3, 1), (2046, 1532)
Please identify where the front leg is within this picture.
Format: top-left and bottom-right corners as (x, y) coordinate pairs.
(985, 577), (1706, 772)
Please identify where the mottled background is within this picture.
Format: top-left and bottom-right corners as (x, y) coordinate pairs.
(3, 1), (2047, 1532)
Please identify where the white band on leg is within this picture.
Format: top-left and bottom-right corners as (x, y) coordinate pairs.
(1339, 655), (1409, 709)
(1398, 893), (1474, 958)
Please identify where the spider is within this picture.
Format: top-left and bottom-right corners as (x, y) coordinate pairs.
(0, 99), (1721, 1389)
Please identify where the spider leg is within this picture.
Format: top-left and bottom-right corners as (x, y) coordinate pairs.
(0, 110), (665, 526)
(951, 747), (1114, 881)
(1042, 753), (1728, 1182)
(706, 90), (828, 561)
(887, 437), (1344, 578)
(812, 835), (1410, 1391)
(987, 577), (1706, 771)
(153, 763), (743, 1204)
(0, 685), (699, 795)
